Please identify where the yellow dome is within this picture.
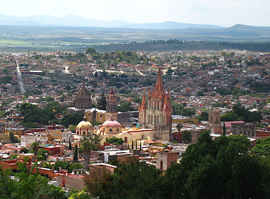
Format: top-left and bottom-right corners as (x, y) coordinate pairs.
(76, 121), (92, 129)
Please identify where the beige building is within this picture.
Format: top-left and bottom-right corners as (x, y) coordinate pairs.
(96, 117), (156, 145)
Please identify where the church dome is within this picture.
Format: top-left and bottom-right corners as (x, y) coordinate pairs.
(74, 83), (92, 109)
(76, 120), (92, 129)
(77, 84), (91, 96)
(102, 117), (121, 128)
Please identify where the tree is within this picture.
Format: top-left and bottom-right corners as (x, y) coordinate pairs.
(37, 148), (50, 160)
(86, 47), (96, 55)
(96, 92), (107, 110)
(70, 163), (84, 173)
(20, 147), (28, 153)
(87, 161), (162, 199)
(60, 113), (84, 128)
(164, 131), (263, 199)
(31, 142), (39, 162)
(222, 123), (226, 135)
(176, 123), (182, 132)
(106, 137), (124, 145)
(252, 137), (270, 156)
(69, 139), (72, 150)
(197, 90), (205, 96)
(19, 103), (56, 125)
(181, 130), (192, 144)
(117, 102), (135, 112)
(73, 145), (78, 163)
(81, 135), (101, 170)
(197, 111), (209, 121)
(0, 161), (65, 199)
(221, 112), (242, 121)
(9, 132), (19, 143)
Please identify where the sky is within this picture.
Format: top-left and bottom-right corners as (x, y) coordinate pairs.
(0, 0), (269, 27)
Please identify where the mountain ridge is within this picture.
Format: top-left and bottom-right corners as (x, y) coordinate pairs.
(0, 14), (223, 29)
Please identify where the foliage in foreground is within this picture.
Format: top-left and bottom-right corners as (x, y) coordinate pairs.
(0, 162), (65, 199)
(84, 131), (270, 199)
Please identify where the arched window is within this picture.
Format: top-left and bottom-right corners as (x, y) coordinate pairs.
(109, 129), (113, 132)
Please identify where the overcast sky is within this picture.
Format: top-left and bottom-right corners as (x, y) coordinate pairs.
(0, 0), (269, 27)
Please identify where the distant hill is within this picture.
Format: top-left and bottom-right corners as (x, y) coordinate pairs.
(122, 21), (221, 29)
(0, 14), (221, 29)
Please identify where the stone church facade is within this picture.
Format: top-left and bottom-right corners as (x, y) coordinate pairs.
(139, 69), (172, 141)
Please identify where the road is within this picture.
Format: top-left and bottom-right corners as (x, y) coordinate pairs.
(16, 60), (26, 94)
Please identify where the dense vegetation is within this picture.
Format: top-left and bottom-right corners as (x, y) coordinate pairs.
(82, 131), (270, 198)
(221, 103), (263, 122)
(96, 40), (270, 52)
(0, 162), (65, 199)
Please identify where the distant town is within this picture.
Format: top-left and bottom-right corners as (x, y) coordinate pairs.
(0, 48), (270, 198)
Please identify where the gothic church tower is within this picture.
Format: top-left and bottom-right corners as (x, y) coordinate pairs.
(139, 68), (172, 141)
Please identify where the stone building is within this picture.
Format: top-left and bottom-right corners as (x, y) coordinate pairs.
(67, 83), (92, 114)
(231, 122), (255, 137)
(156, 150), (177, 171)
(105, 88), (118, 121)
(208, 107), (222, 134)
(74, 83), (92, 109)
(139, 68), (172, 141)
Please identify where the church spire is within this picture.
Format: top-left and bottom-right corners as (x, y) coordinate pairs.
(141, 92), (146, 109)
(155, 68), (164, 91)
(148, 88), (151, 99)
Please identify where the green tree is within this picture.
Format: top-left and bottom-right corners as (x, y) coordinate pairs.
(252, 137), (270, 156)
(31, 142), (39, 162)
(221, 112), (242, 121)
(88, 161), (162, 199)
(73, 145), (78, 163)
(197, 111), (209, 121)
(69, 139), (72, 150)
(20, 147), (28, 153)
(37, 148), (50, 160)
(176, 123), (182, 132)
(9, 132), (19, 143)
(86, 47), (96, 55)
(96, 92), (107, 110)
(181, 130), (192, 144)
(70, 163), (84, 173)
(0, 162), (65, 199)
(60, 113), (83, 128)
(164, 131), (263, 199)
(117, 102), (135, 112)
(106, 137), (124, 145)
(81, 135), (101, 170)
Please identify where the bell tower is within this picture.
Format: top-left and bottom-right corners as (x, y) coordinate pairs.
(105, 88), (118, 121)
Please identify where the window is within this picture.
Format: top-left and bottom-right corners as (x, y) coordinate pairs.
(89, 113), (91, 116)
(109, 129), (113, 132)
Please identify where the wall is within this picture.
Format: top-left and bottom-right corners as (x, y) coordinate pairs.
(65, 175), (85, 190)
